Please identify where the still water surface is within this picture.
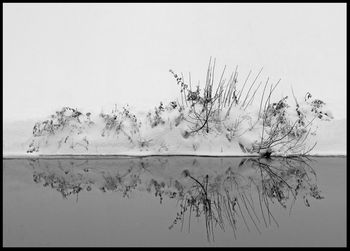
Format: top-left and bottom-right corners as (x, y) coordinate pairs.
(3, 156), (346, 247)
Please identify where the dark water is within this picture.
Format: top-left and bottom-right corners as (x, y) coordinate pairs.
(3, 156), (346, 247)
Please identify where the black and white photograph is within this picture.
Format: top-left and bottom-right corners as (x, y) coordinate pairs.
(3, 3), (346, 247)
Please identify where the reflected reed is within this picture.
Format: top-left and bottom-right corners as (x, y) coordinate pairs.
(25, 156), (324, 242)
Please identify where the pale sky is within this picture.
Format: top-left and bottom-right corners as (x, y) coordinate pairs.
(3, 3), (346, 122)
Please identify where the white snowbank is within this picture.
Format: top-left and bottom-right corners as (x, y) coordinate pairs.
(3, 114), (346, 157)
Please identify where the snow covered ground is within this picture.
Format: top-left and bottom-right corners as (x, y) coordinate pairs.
(3, 111), (346, 157)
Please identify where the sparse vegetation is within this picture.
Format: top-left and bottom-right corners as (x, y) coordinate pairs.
(27, 107), (93, 153)
(146, 102), (166, 128)
(169, 58), (333, 156)
(27, 58), (333, 157)
(100, 105), (141, 145)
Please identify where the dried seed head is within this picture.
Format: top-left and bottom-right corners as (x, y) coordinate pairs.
(181, 169), (190, 178)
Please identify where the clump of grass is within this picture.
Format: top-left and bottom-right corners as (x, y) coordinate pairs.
(169, 58), (269, 136)
(27, 107), (92, 153)
(304, 92), (333, 120)
(100, 105), (141, 145)
(256, 91), (332, 156)
(170, 57), (333, 157)
(146, 102), (166, 128)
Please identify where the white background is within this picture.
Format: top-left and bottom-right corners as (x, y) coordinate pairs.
(3, 3), (346, 122)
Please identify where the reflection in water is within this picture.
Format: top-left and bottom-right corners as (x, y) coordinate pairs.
(26, 157), (324, 242)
